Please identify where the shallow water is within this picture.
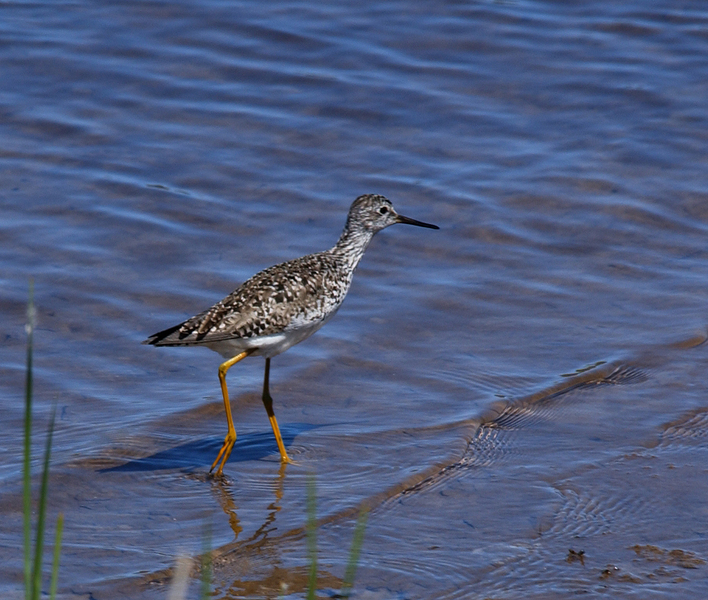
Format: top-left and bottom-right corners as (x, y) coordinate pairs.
(2, 1), (708, 598)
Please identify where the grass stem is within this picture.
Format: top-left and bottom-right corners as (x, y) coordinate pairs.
(23, 280), (34, 599)
(32, 406), (56, 598)
(23, 281), (63, 600)
(340, 509), (368, 599)
(306, 474), (317, 600)
(49, 513), (64, 600)
(200, 516), (213, 599)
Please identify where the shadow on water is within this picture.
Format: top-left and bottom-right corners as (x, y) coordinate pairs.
(100, 424), (318, 472)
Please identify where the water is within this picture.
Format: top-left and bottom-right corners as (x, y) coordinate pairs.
(2, 1), (708, 598)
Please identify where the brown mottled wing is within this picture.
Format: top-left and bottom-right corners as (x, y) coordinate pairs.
(144, 251), (345, 346)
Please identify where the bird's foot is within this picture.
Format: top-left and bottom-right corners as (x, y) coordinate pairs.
(210, 433), (236, 476)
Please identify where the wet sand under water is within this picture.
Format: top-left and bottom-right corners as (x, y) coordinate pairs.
(151, 333), (708, 600)
(5, 333), (708, 600)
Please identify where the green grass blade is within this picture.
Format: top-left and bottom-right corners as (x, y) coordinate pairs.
(305, 474), (317, 600)
(32, 405), (57, 600)
(340, 509), (368, 599)
(199, 515), (213, 600)
(23, 280), (35, 600)
(49, 513), (64, 600)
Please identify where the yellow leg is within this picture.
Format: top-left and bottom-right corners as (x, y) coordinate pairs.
(210, 350), (252, 476)
(262, 358), (292, 463)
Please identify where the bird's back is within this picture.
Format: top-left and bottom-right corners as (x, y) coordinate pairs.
(143, 249), (352, 351)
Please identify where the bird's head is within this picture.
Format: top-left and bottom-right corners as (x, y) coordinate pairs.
(346, 194), (439, 233)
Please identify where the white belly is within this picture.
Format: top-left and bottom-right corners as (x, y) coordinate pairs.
(205, 306), (340, 360)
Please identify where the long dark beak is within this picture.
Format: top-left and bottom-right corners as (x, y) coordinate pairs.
(396, 214), (440, 229)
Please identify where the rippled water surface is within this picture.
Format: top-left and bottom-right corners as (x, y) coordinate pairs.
(2, 1), (708, 598)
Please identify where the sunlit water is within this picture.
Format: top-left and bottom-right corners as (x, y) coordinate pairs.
(2, 1), (708, 598)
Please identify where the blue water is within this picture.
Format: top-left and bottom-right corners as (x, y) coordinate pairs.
(2, 1), (708, 598)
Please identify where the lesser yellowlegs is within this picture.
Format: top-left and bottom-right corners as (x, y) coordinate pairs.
(144, 194), (439, 475)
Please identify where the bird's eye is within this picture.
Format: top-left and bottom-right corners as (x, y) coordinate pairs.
(379, 206), (389, 215)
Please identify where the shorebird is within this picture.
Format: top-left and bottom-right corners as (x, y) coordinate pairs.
(144, 194), (438, 475)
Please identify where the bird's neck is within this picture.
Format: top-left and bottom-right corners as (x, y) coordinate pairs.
(331, 224), (376, 270)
